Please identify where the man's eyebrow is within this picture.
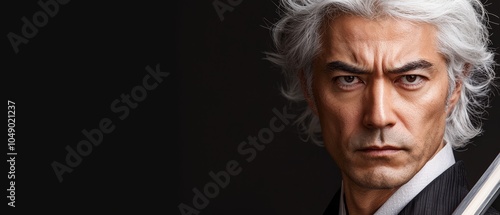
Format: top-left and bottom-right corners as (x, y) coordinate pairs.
(388, 60), (434, 74)
(326, 61), (369, 74)
(326, 60), (434, 74)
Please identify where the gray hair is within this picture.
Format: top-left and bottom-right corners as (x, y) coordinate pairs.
(266, 0), (497, 148)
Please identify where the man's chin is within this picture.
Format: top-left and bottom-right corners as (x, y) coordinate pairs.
(349, 166), (414, 189)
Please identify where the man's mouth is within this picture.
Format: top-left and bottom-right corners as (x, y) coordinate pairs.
(357, 146), (403, 157)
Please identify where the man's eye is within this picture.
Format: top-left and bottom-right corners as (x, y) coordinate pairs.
(402, 75), (419, 83)
(397, 75), (425, 89)
(337, 76), (360, 85)
(400, 75), (422, 84)
(334, 76), (363, 90)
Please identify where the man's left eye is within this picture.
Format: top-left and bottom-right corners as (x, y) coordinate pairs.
(400, 75), (422, 84)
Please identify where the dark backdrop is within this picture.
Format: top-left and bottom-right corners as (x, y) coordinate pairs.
(4, 0), (499, 214)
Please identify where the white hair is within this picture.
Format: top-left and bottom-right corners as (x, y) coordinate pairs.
(266, 0), (497, 148)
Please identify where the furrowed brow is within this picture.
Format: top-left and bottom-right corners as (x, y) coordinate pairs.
(388, 60), (434, 74)
(326, 61), (369, 74)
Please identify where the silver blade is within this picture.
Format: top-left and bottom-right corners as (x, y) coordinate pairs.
(453, 153), (500, 215)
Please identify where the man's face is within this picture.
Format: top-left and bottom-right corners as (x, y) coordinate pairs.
(310, 15), (459, 189)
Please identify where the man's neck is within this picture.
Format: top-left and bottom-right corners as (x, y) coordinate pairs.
(338, 142), (455, 215)
(343, 179), (398, 215)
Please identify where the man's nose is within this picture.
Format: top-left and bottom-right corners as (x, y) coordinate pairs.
(363, 78), (397, 129)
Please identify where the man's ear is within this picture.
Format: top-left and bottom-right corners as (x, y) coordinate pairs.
(447, 81), (461, 115)
(299, 70), (319, 115)
(447, 64), (468, 115)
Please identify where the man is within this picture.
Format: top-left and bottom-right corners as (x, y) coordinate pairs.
(266, 0), (498, 214)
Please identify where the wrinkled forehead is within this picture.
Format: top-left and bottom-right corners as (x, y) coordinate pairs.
(316, 14), (442, 66)
(321, 14), (437, 45)
(321, 14), (439, 61)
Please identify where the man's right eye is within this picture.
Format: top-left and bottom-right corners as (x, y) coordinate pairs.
(334, 76), (363, 90)
(341, 76), (356, 83)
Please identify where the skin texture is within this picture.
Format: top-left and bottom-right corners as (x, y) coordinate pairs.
(302, 15), (462, 215)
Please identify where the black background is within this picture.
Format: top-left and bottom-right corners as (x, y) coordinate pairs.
(4, 0), (499, 214)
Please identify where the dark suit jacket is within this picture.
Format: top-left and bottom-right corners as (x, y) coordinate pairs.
(323, 161), (499, 215)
